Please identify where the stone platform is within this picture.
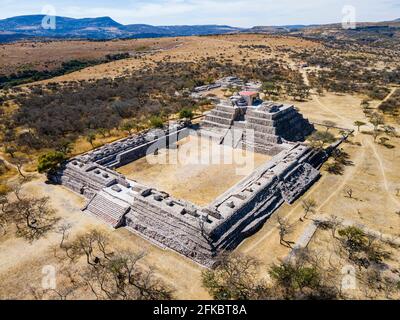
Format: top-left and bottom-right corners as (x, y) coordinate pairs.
(52, 98), (335, 268)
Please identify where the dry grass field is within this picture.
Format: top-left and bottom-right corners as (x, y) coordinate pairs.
(0, 34), (320, 84)
(0, 38), (181, 76)
(0, 34), (399, 299)
(1, 86), (398, 299)
(0, 176), (210, 300)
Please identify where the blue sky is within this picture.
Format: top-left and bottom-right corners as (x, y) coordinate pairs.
(1, 0), (399, 27)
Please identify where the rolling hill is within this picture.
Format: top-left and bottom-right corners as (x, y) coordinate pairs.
(1, 14), (399, 44)
(0, 15), (242, 42)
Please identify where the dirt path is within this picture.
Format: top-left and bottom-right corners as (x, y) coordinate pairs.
(367, 139), (400, 207)
(0, 153), (32, 179)
(375, 87), (398, 108)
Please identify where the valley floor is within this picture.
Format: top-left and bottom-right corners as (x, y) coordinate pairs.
(0, 87), (399, 299)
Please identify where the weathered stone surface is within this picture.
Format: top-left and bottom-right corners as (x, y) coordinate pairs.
(53, 103), (333, 268)
(201, 99), (314, 157)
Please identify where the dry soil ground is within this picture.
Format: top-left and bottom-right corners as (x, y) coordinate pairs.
(0, 176), (210, 300)
(117, 134), (270, 206)
(1, 34), (320, 84)
(1, 87), (398, 299)
(0, 34), (399, 299)
(0, 38), (180, 76)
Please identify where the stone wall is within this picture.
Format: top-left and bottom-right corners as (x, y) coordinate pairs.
(54, 107), (333, 268)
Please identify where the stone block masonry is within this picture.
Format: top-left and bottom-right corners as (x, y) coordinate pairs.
(53, 98), (334, 268)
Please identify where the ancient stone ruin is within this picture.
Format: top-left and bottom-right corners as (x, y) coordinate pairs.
(53, 92), (335, 268)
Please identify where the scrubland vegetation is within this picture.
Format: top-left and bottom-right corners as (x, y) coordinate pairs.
(1, 33), (400, 300)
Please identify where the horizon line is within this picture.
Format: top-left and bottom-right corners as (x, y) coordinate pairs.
(1, 13), (398, 28)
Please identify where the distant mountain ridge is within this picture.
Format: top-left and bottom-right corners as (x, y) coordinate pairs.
(1, 15), (399, 43)
(0, 15), (242, 42)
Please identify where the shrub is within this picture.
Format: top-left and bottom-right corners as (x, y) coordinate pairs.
(150, 116), (164, 129)
(179, 108), (194, 120)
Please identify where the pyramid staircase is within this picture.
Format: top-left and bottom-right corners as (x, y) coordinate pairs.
(202, 105), (238, 129)
(83, 191), (131, 228)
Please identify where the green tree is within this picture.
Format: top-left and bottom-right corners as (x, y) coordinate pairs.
(262, 81), (277, 97)
(270, 263), (320, 296)
(179, 108), (194, 120)
(56, 139), (72, 155)
(37, 151), (66, 175)
(4, 145), (16, 158)
(308, 131), (336, 149)
(97, 128), (108, 138)
(322, 120), (336, 132)
(338, 226), (367, 254)
(370, 112), (384, 131)
(121, 121), (137, 134)
(354, 121), (366, 132)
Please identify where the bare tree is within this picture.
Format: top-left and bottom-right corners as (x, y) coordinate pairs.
(64, 229), (173, 300)
(372, 129), (381, 143)
(5, 184), (59, 241)
(202, 253), (270, 300)
(56, 222), (73, 249)
(277, 215), (294, 248)
(325, 215), (343, 239)
(360, 268), (382, 299)
(4, 145), (16, 159)
(29, 267), (81, 300)
(344, 186), (354, 199)
(65, 229), (112, 266)
(0, 186), (9, 235)
(370, 113), (384, 143)
(81, 250), (172, 300)
(301, 198), (317, 220)
(10, 155), (28, 178)
(370, 113), (384, 131)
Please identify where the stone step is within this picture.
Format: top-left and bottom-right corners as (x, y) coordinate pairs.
(245, 116), (275, 126)
(201, 120), (231, 129)
(215, 105), (237, 113)
(245, 109), (274, 120)
(232, 121), (246, 129)
(245, 123), (277, 135)
(209, 110), (235, 119)
(204, 115), (233, 126)
(85, 192), (130, 227)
